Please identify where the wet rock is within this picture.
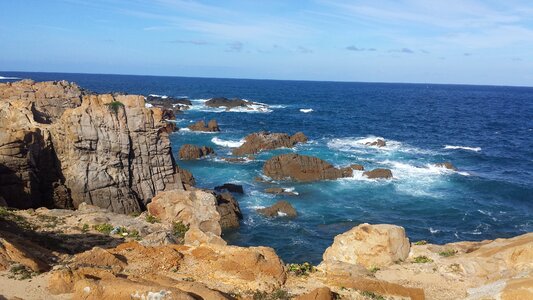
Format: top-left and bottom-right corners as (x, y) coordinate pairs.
(187, 119), (220, 132)
(257, 200), (297, 218)
(264, 187), (298, 196)
(435, 162), (457, 171)
(178, 144), (215, 160)
(233, 131), (307, 156)
(205, 97), (251, 109)
(215, 192), (242, 229)
(365, 139), (386, 147)
(214, 183), (244, 194)
(363, 168), (393, 179)
(263, 153), (352, 182)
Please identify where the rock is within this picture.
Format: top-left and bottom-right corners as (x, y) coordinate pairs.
(435, 162), (457, 171)
(187, 119), (220, 132)
(146, 189), (225, 246)
(257, 201), (297, 218)
(214, 183), (244, 194)
(0, 196), (6, 207)
(233, 132), (307, 156)
(0, 80), (184, 213)
(264, 187), (298, 196)
(0, 236), (50, 272)
(350, 164), (365, 171)
(296, 287), (335, 300)
(205, 97), (251, 109)
(263, 154), (352, 182)
(365, 139), (386, 147)
(321, 223), (410, 269)
(215, 192), (243, 229)
(178, 144), (215, 160)
(179, 168), (196, 187)
(363, 168), (393, 179)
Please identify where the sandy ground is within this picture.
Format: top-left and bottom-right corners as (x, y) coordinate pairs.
(0, 271), (71, 300)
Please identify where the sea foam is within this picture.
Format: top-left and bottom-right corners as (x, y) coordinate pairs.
(444, 145), (481, 152)
(0, 76), (20, 80)
(211, 137), (245, 148)
(299, 108), (313, 113)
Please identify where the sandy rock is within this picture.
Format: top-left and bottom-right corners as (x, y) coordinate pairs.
(321, 223), (410, 269)
(178, 144), (215, 160)
(257, 200), (297, 218)
(147, 190), (225, 246)
(233, 131), (307, 156)
(435, 162), (457, 170)
(215, 192), (243, 229)
(295, 287), (335, 300)
(363, 168), (393, 179)
(187, 119), (220, 132)
(263, 154), (352, 182)
(0, 237), (50, 272)
(214, 183), (244, 194)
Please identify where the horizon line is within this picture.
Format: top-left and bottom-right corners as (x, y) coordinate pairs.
(1, 70), (532, 89)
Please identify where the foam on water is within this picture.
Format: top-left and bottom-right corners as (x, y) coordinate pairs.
(145, 103), (153, 108)
(444, 145), (482, 152)
(211, 137), (245, 147)
(327, 135), (430, 154)
(148, 94), (168, 99)
(0, 76), (20, 80)
(187, 99), (273, 113)
(300, 108), (313, 113)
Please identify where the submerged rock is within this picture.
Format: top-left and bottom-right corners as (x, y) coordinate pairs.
(178, 144), (215, 160)
(263, 153), (352, 182)
(257, 200), (297, 218)
(233, 131), (308, 156)
(264, 187), (298, 196)
(214, 183), (244, 194)
(188, 119), (220, 132)
(435, 161), (457, 170)
(363, 168), (393, 179)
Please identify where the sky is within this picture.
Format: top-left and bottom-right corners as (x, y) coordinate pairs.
(1, 0), (532, 86)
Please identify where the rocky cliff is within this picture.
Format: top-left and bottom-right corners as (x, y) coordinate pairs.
(0, 80), (184, 213)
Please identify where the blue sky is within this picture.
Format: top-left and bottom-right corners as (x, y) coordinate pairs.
(1, 0), (532, 86)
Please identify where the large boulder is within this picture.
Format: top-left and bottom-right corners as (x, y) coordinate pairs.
(188, 119), (220, 132)
(257, 200), (297, 218)
(0, 80), (184, 212)
(147, 190), (224, 246)
(233, 132), (307, 156)
(178, 144), (215, 160)
(321, 223), (410, 269)
(363, 168), (393, 179)
(263, 154), (352, 182)
(215, 192), (243, 229)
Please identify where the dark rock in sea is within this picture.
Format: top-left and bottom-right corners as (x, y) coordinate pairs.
(146, 95), (192, 106)
(350, 164), (365, 171)
(257, 200), (297, 218)
(435, 162), (457, 171)
(178, 144), (215, 160)
(233, 131), (308, 156)
(215, 183), (244, 194)
(179, 168), (196, 187)
(363, 168), (393, 179)
(263, 153), (352, 182)
(205, 97), (250, 109)
(188, 119), (220, 132)
(365, 139), (386, 147)
(215, 192), (243, 229)
(264, 187), (298, 196)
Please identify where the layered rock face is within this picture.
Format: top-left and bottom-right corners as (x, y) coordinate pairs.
(233, 131), (308, 156)
(0, 80), (183, 213)
(263, 153), (353, 182)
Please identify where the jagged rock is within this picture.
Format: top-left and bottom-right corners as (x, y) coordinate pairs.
(187, 119), (220, 132)
(296, 287), (335, 300)
(178, 144), (215, 160)
(233, 131), (308, 156)
(263, 154), (352, 182)
(435, 162), (457, 171)
(0, 80), (184, 213)
(215, 192), (242, 229)
(321, 223), (410, 269)
(205, 97), (250, 109)
(365, 139), (386, 147)
(264, 187), (297, 196)
(257, 200), (297, 218)
(146, 190), (225, 246)
(179, 168), (196, 187)
(363, 168), (393, 179)
(214, 183), (244, 194)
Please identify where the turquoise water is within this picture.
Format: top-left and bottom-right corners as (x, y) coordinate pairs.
(2, 72), (532, 263)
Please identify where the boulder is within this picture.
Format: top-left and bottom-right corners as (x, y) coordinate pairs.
(363, 168), (393, 179)
(264, 187), (298, 196)
(215, 192), (243, 229)
(263, 154), (352, 182)
(257, 201), (297, 218)
(321, 223), (410, 269)
(233, 131), (307, 156)
(296, 287), (335, 300)
(187, 119), (220, 132)
(205, 97), (250, 109)
(146, 190), (225, 246)
(365, 139), (386, 147)
(178, 144), (215, 160)
(435, 162), (457, 171)
(214, 183), (244, 194)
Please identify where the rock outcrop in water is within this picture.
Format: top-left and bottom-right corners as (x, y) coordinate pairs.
(215, 192), (243, 229)
(363, 168), (393, 179)
(187, 119), (220, 132)
(435, 162), (457, 170)
(233, 131), (308, 156)
(263, 153), (354, 181)
(178, 144), (215, 160)
(257, 200), (297, 218)
(365, 138), (386, 147)
(0, 80), (184, 213)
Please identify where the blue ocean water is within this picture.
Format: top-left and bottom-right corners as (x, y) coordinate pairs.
(2, 72), (533, 263)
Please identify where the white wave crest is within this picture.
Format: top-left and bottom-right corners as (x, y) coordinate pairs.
(145, 103), (153, 108)
(299, 108), (313, 113)
(187, 99), (274, 113)
(444, 145), (481, 152)
(148, 94), (168, 99)
(179, 128), (191, 132)
(0, 76), (20, 80)
(211, 137), (245, 148)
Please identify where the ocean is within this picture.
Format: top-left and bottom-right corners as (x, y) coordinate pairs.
(2, 71), (532, 264)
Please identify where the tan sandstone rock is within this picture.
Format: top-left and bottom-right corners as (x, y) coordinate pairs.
(233, 131), (307, 156)
(263, 153), (352, 182)
(363, 168), (393, 179)
(187, 119), (220, 132)
(178, 144), (215, 160)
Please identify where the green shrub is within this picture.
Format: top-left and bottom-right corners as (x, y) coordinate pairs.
(145, 214), (159, 224)
(106, 100), (124, 114)
(413, 255), (433, 263)
(439, 249), (457, 257)
(9, 264), (34, 280)
(414, 240), (427, 245)
(172, 221), (189, 240)
(368, 266), (380, 274)
(287, 262), (316, 276)
(81, 223), (89, 233)
(361, 291), (385, 300)
(93, 223), (114, 235)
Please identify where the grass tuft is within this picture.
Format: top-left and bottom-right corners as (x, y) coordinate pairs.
(413, 255), (434, 263)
